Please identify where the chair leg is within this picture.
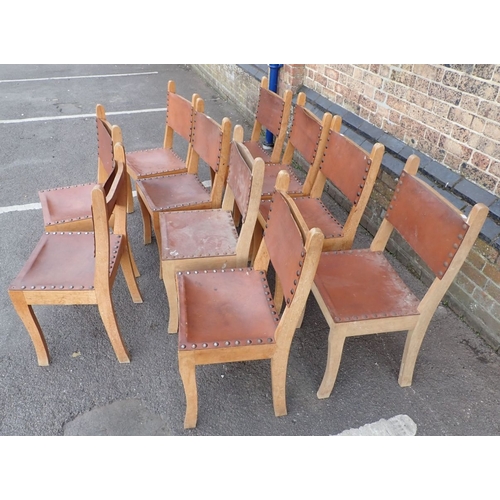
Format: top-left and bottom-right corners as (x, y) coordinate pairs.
(178, 352), (198, 429)
(162, 261), (179, 334)
(9, 291), (50, 366)
(317, 329), (346, 399)
(271, 350), (290, 417)
(119, 241), (143, 304)
(126, 174), (135, 214)
(96, 292), (130, 363)
(398, 320), (430, 387)
(127, 240), (140, 278)
(152, 212), (163, 279)
(137, 190), (152, 245)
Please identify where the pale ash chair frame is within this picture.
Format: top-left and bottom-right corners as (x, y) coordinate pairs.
(242, 76), (292, 164)
(309, 155), (489, 399)
(135, 104), (232, 261)
(124, 80), (203, 213)
(259, 120), (385, 252)
(177, 189), (324, 429)
(160, 128), (265, 334)
(8, 144), (142, 366)
(38, 106), (139, 277)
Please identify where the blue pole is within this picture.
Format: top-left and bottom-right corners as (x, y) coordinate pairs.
(265, 64), (283, 147)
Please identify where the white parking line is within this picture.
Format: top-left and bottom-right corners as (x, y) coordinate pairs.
(0, 108), (167, 125)
(0, 192), (138, 215)
(0, 71), (158, 84)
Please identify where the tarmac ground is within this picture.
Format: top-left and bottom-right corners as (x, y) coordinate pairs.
(1, 64), (500, 446)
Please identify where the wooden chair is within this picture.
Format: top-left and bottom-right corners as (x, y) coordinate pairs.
(257, 120), (385, 251)
(124, 80), (203, 213)
(258, 92), (335, 200)
(8, 143), (143, 366)
(160, 131), (265, 334)
(176, 187), (325, 429)
(135, 104), (232, 260)
(241, 76), (292, 164)
(38, 105), (139, 277)
(310, 155), (489, 399)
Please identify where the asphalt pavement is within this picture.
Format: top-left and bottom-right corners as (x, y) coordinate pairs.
(1, 64), (500, 439)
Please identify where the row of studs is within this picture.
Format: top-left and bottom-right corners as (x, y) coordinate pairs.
(325, 249), (418, 322)
(165, 92), (195, 144)
(96, 118), (114, 171)
(39, 182), (95, 193)
(319, 130), (372, 206)
(192, 111), (223, 173)
(263, 198), (305, 304)
(10, 235), (121, 290)
(387, 171), (468, 277)
(311, 198), (344, 238)
(178, 268), (278, 350)
(256, 88), (285, 134)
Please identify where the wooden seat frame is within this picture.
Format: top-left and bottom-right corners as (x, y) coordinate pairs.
(159, 129), (265, 334)
(9, 144), (143, 366)
(308, 155), (489, 399)
(124, 80), (203, 213)
(176, 183), (324, 428)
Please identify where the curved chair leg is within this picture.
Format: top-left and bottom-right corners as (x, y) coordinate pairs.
(271, 350), (290, 417)
(126, 173), (135, 214)
(96, 293), (130, 363)
(9, 291), (50, 366)
(179, 352), (198, 429)
(317, 329), (346, 399)
(398, 319), (431, 387)
(162, 261), (179, 334)
(137, 190), (152, 245)
(119, 241), (143, 304)
(128, 243), (140, 278)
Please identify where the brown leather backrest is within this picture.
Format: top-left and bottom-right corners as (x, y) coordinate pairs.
(288, 105), (325, 165)
(386, 171), (470, 278)
(192, 111), (223, 173)
(255, 87), (286, 137)
(319, 129), (373, 205)
(264, 191), (307, 307)
(167, 91), (193, 142)
(227, 141), (253, 222)
(97, 117), (114, 178)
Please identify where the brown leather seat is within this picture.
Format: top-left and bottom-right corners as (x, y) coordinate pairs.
(310, 155), (489, 400)
(242, 76), (292, 164)
(9, 144), (143, 366)
(160, 136), (265, 334)
(176, 187), (324, 429)
(124, 80), (203, 212)
(135, 105), (232, 262)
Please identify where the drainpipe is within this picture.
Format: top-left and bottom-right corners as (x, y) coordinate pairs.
(265, 64), (283, 147)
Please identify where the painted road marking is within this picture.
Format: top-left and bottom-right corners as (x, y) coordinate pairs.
(0, 108), (166, 125)
(336, 414), (417, 436)
(0, 71), (158, 84)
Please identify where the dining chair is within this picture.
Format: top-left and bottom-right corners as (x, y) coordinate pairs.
(124, 80), (203, 213)
(258, 92), (335, 200)
(38, 105), (139, 278)
(310, 155), (489, 399)
(241, 76), (292, 164)
(8, 143), (143, 366)
(257, 119), (385, 251)
(135, 103), (232, 260)
(159, 131), (265, 334)
(176, 186), (324, 429)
